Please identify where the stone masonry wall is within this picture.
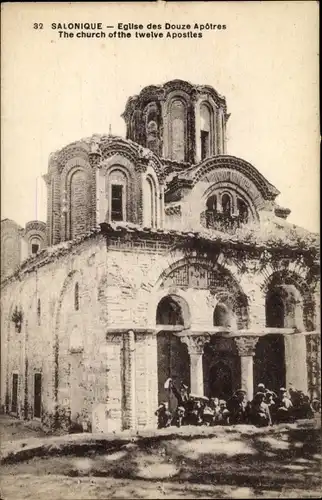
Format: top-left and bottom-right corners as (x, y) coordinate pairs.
(1, 233), (319, 430)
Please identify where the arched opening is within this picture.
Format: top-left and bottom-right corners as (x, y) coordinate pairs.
(200, 103), (212, 160)
(208, 362), (233, 401)
(213, 303), (232, 328)
(266, 288), (285, 328)
(254, 334), (286, 393)
(206, 194), (217, 212)
(237, 198), (249, 224)
(109, 169), (128, 222)
(156, 294), (190, 410)
(30, 236), (41, 255)
(144, 176), (157, 228)
(156, 295), (189, 327)
(221, 193), (232, 216)
(157, 332), (190, 410)
(169, 99), (186, 162)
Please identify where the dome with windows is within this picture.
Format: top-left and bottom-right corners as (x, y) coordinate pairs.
(122, 79), (229, 164)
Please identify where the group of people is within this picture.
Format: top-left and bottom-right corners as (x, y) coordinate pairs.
(155, 379), (320, 429)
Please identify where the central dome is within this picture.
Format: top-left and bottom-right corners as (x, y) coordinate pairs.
(121, 79), (229, 164)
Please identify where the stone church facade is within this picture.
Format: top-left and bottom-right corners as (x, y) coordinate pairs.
(1, 79), (320, 432)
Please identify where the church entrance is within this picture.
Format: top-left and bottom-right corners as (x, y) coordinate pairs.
(254, 334), (286, 393)
(156, 295), (190, 411)
(156, 331), (190, 411)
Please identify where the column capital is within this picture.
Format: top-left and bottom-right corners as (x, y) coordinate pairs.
(180, 334), (210, 355)
(234, 336), (259, 357)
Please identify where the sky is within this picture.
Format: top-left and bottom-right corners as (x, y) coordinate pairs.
(1, 1), (319, 232)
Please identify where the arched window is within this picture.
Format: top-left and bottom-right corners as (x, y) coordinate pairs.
(156, 295), (191, 327)
(109, 169), (127, 222)
(213, 303), (231, 328)
(69, 169), (88, 239)
(222, 193), (232, 215)
(144, 176), (157, 228)
(156, 296), (184, 326)
(169, 99), (186, 162)
(237, 198), (249, 224)
(37, 299), (41, 326)
(200, 103), (212, 160)
(206, 194), (217, 212)
(30, 236), (41, 255)
(266, 289), (285, 328)
(74, 282), (80, 311)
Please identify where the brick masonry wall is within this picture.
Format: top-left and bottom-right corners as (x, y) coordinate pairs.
(1, 221), (22, 279)
(69, 169), (90, 239)
(1, 234), (319, 429)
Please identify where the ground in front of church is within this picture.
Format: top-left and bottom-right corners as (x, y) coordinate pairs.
(1, 415), (321, 499)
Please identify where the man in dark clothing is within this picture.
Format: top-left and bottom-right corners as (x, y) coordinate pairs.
(168, 379), (190, 407)
(228, 389), (249, 424)
(275, 388), (293, 423)
(155, 402), (172, 429)
(249, 392), (272, 427)
(172, 405), (186, 427)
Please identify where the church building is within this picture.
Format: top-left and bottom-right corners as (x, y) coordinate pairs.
(1, 79), (320, 432)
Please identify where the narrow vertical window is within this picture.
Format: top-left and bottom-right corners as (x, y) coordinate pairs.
(201, 131), (209, 160)
(200, 103), (212, 160)
(34, 373), (42, 418)
(206, 195), (217, 212)
(11, 374), (18, 413)
(237, 199), (249, 224)
(37, 299), (41, 326)
(170, 99), (186, 162)
(74, 282), (79, 311)
(32, 243), (39, 254)
(222, 194), (231, 215)
(145, 176), (157, 228)
(111, 184), (124, 221)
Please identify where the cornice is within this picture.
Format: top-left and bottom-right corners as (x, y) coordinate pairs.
(122, 79), (228, 122)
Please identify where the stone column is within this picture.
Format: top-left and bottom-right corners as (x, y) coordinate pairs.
(284, 333), (308, 394)
(180, 335), (210, 395)
(234, 336), (259, 401)
(122, 330), (136, 430)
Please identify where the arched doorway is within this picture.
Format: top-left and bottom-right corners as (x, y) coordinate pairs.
(156, 295), (190, 410)
(254, 334), (286, 393)
(208, 361), (233, 401)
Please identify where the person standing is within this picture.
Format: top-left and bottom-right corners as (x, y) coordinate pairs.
(228, 389), (249, 424)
